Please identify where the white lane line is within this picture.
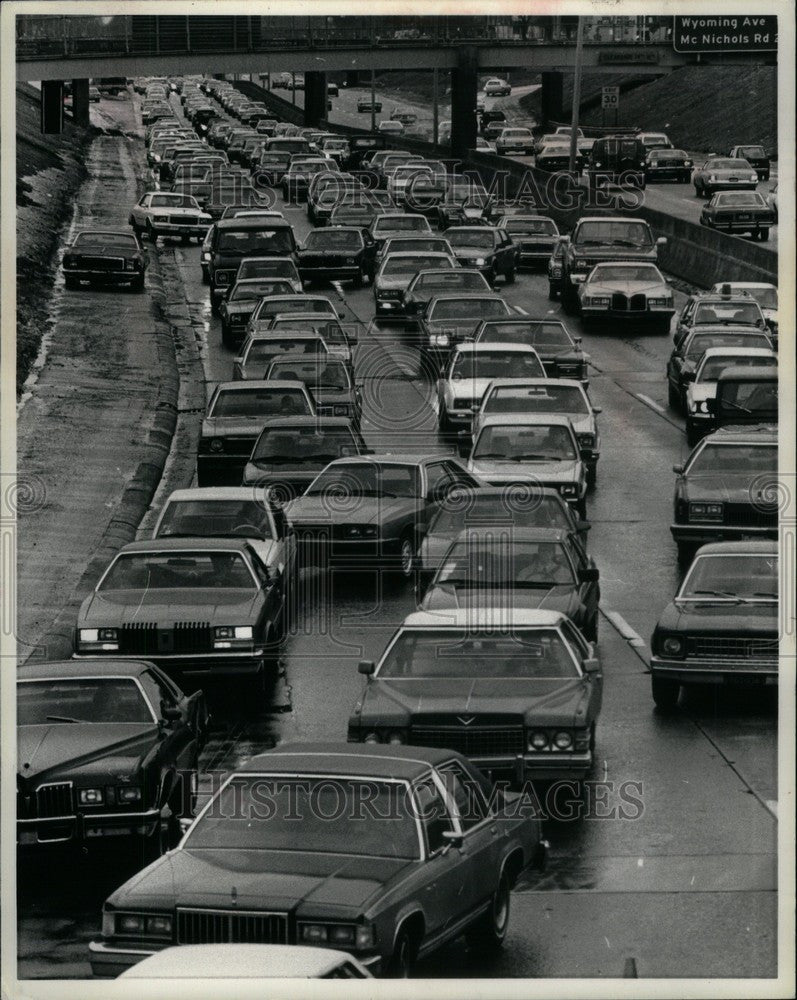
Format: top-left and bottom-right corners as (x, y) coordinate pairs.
(765, 799), (778, 818)
(605, 610), (647, 648)
(514, 305), (528, 315)
(635, 392), (667, 415)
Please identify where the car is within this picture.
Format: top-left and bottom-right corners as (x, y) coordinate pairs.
(495, 127), (535, 156)
(673, 288), (768, 347)
(350, 609), (600, 782)
(73, 538), (288, 690)
(443, 226), (518, 283)
(637, 132), (673, 153)
(700, 191), (775, 240)
(377, 120), (404, 137)
(534, 142), (580, 174)
(234, 256), (303, 292)
(670, 425), (777, 563)
(265, 136), (312, 158)
(208, 219), (297, 312)
(356, 97), (383, 113)
(261, 314), (357, 370)
(546, 237), (567, 299)
(232, 332), (329, 382)
(649, 541), (778, 710)
(306, 173), (361, 225)
(684, 347), (777, 445)
(286, 455), (481, 578)
(418, 528), (600, 641)
(375, 233), (455, 270)
(246, 291), (339, 332)
(552, 126), (584, 139)
(479, 108), (507, 131)
(474, 318), (590, 386)
(197, 381), (316, 486)
(89, 741), (545, 978)
(418, 292), (513, 363)
(281, 158), (338, 203)
(316, 136), (350, 169)
(578, 262), (674, 332)
(402, 268), (490, 322)
(436, 344), (546, 434)
(472, 379), (601, 483)
(370, 213), (432, 253)
(62, 229), (146, 292)
(152, 486), (295, 574)
(710, 282), (778, 343)
(497, 215), (560, 268)
(297, 226), (377, 287)
(417, 485), (589, 586)
(711, 366), (778, 432)
(728, 144), (770, 181)
(345, 134), (389, 169)
(386, 163), (447, 210)
(482, 119), (514, 144)
(241, 416), (369, 502)
(255, 118), (279, 136)
(17, 660), (207, 857)
(437, 178), (494, 229)
(693, 156), (759, 196)
(218, 278), (297, 348)
(645, 148), (693, 183)
(254, 151), (293, 185)
(119, 943), (372, 979)
(586, 135), (646, 189)
(391, 106), (417, 125)
(264, 355), (362, 429)
(559, 216), (666, 314)
(466, 414), (588, 517)
(373, 252), (456, 318)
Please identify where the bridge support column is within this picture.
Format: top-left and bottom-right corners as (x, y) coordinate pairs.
(304, 71), (328, 126)
(41, 80), (64, 134)
(450, 49), (478, 160)
(540, 71), (564, 126)
(345, 70), (360, 88)
(71, 78), (90, 126)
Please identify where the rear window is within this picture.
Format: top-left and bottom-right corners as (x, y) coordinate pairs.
(209, 387), (310, 417)
(431, 298), (509, 320)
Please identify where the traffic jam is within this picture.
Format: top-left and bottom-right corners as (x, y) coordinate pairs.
(17, 71), (781, 983)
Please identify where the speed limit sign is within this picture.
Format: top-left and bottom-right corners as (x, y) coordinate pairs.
(602, 86), (620, 109)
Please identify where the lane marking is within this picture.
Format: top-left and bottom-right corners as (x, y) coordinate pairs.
(765, 799), (778, 818)
(605, 610), (647, 648)
(635, 392), (666, 414)
(514, 304), (528, 315)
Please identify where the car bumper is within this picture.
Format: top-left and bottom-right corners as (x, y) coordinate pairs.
(17, 806), (162, 849)
(74, 650), (266, 676)
(703, 181), (758, 191)
(703, 219), (773, 232)
(196, 455), (249, 485)
(300, 265), (360, 280)
(64, 268), (142, 284)
(650, 655), (778, 685)
(374, 297), (406, 316)
(670, 523), (778, 544)
(474, 751), (593, 782)
(443, 408), (475, 427)
(646, 168), (690, 180)
(294, 533), (398, 566)
(89, 941), (160, 979)
(580, 306), (675, 322)
(517, 249), (553, 263)
(151, 222), (210, 237)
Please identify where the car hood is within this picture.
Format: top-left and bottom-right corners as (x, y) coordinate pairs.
(80, 589), (263, 619)
(359, 676), (591, 727)
(469, 458), (581, 484)
(422, 583), (579, 615)
(110, 848), (413, 915)
(445, 377), (495, 401)
(657, 600), (778, 634)
(17, 723), (157, 782)
(376, 275), (413, 291)
(683, 474), (776, 502)
(452, 247), (495, 260)
(285, 494), (413, 527)
(584, 280), (666, 295)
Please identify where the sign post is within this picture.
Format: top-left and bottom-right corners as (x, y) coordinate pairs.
(602, 86), (619, 129)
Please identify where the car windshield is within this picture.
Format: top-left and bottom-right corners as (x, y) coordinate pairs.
(474, 424), (576, 461)
(157, 499), (272, 539)
(253, 426), (359, 463)
(378, 628), (579, 679)
(289, 162), (329, 176)
(186, 776), (420, 859)
(260, 155), (291, 168)
(268, 360), (349, 391)
(255, 299), (334, 319)
(652, 149), (687, 160)
(18, 678), (154, 725)
(452, 352), (543, 379)
(150, 194), (197, 208)
(383, 257), (450, 276)
(478, 321), (573, 350)
(484, 384), (588, 415)
(304, 230), (361, 250)
(698, 354), (775, 381)
(590, 264), (662, 283)
(503, 219), (557, 235)
(693, 301), (763, 326)
(446, 230), (496, 249)
(99, 551), (256, 591)
(685, 333), (769, 359)
(679, 553), (777, 601)
(738, 146), (766, 158)
(575, 221), (652, 247)
(415, 271), (486, 291)
(431, 299), (509, 320)
(209, 388), (309, 417)
(714, 193), (765, 206)
(688, 443), (776, 475)
(306, 462), (420, 499)
(374, 217), (429, 233)
(238, 260), (298, 281)
(217, 229), (293, 255)
(437, 538), (576, 587)
(74, 232), (138, 249)
(385, 239), (451, 255)
(429, 493), (570, 533)
(230, 281), (291, 302)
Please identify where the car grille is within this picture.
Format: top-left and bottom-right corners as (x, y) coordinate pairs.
(119, 622), (158, 655)
(301, 254), (349, 267)
(722, 503), (778, 529)
(611, 292), (648, 312)
(685, 635), (778, 660)
(36, 782), (74, 818)
(177, 908), (289, 945)
(76, 255), (125, 271)
(520, 241), (551, 253)
(410, 717), (525, 756)
(173, 622), (213, 653)
(171, 216), (198, 225)
(118, 623), (213, 655)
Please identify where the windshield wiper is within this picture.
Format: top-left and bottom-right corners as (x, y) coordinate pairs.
(722, 399), (753, 413)
(45, 715), (81, 723)
(473, 452), (511, 460)
(513, 453), (562, 462)
(690, 589), (743, 601)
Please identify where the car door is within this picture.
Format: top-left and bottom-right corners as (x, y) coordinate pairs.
(421, 462), (453, 538)
(566, 537), (599, 623)
(676, 299), (696, 344)
(560, 618), (603, 717)
(249, 546), (283, 634)
(131, 194), (149, 228)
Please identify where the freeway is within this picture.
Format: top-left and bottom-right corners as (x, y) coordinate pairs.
(15, 86), (778, 980)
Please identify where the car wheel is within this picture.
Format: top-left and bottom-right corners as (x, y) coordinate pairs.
(562, 285), (578, 315)
(387, 926), (415, 978)
(397, 533), (416, 581)
(221, 323), (231, 346)
(353, 269), (364, 289)
(652, 676), (680, 712)
(667, 381), (680, 410)
(466, 873), (510, 953)
(210, 294), (220, 316)
(131, 274), (145, 293)
(505, 266), (516, 284)
(548, 283), (558, 301)
(146, 221), (156, 243)
(759, 229), (770, 242)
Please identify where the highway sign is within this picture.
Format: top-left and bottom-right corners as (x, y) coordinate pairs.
(602, 87), (620, 109)
(673, 15), (777, 52)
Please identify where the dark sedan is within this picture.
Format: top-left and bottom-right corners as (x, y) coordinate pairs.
(417, 293), (513, 363)
(650, 541), (778, 710)
(349, 610), (601, 785)
(700, 191), (775, 241)
(219, 278), (296, 348)
(297, 226), (376, 286)
(474, 318), (590, 387)
(90, 743), (545, 978)
(443, 226), (518, 283)
(17, 660), (207, 856)
(264, 355), (362, 429)
(644, 149), (693, 183)
(497, 215), (560, 268)
(62, 230), (146, 291)
(402, 269), (490, 322)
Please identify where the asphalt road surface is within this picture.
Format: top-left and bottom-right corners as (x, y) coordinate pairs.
(16, 88), (777, 981)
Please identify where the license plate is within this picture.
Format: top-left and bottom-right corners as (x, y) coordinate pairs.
(730, 676), (764, 687)
(728, 176), (739, 182)
(737, 214), (751, 220)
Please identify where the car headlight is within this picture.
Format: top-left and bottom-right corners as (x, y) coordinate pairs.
(63, 255), (76, 268)
(113, 912), (173, 940)
(299, 923), (374, 950)
(586, 296), (610, 306)
(708, 174), (717, 182)
(553, 730), (573, 750)
(216, 272), (229, 284)
(689, 501), (723, 521)
(214, 625), (253, 640)
(201, 251), (211, 261)
(79, 788), (104, 805)
(117, 786), (142, 804)
(529, 731), (549, 750)
(648, 297), (672, 307)
(208, 438), (224, 453)
(124, 259), (136, 271)
(684, 160), (692, 167)
(578, 433), (595, 448)
(78, 627), (119, 650)
(749, 173), (758, 182)
(346, 525), (377, 538)
(559, 484), (577, 497)
(430, 333), (450, 347)
(475, 257), (486, 266)
(661, 636), (684, 656)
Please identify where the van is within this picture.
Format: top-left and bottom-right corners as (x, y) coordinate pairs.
(587, 134), (647, 189)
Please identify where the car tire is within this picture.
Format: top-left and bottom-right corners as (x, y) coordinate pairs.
(667, 381), (680, 410)
(548, 283), (558, 301)
(505, 266), (516, 284)
(131, 274), (145, 293)
(562, 285), (578, 315)
(759, 229), (770, 242)
(397, 532), (416, 582)
(146, 221), (156, 243)
(586, 464), (597, 488)
(210, 294), (220, 316)
(652, 676), (680, 712)
(466, 873), (510, 953)
(387, 926), (415, 978)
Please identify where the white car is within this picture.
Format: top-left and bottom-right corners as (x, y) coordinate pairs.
(437, 343), (546, 433)
(710, 282), (778, 340)
(386, 162), (445, 206)
(377, 119), (404, 136)
(128, 191), (212, 242)
(484, 77), (511, 97)
(119, 944), (372, 979)
(495, 127), (535, 156)
(684, 346), (777, 446)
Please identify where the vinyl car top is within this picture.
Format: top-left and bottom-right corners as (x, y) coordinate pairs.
(18, 658), (162, 682)
(231, 740), (461, 779)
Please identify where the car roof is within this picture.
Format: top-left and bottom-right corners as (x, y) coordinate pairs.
(478, 413), (576, 428)
(699, 347), (775, 359)
(711, 282), (776, 291)
(217, 218), (292, 230)
(703, 424), (777, 442)
(483, 377), (584, 390)
(445, 226), (499, 233)
(120, 944), (363, 979)
(214, 380), (310, 392)
(239, 741), (455, 778)
(499, 214), (554, 222)
(324, 453), (450, 467)
(694, 540), (778, 556)
(238, 256), (297, 264)
(432, 484), (564, 500)
(383, 251), (451, 261)
(162, 487), (275, 502)
(252, 415), (354, 428)
(119, 537), (254, 554)
(403, 609), (568, 628)
(716, 365), (777, 381)
(430, 292), (506, 303)
(75, 229), (138, 238)
(17, 659), (154, 681)
(687, 326), (768, 338)
(248, 331), (325, 342)
(232, 277), (290, 287)
(575, 216), (646, 225)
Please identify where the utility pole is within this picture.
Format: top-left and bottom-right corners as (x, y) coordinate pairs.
(432, 67), (439, 146)
(371, 68), (376, 132)
(567, 15), (584, 176)
(292, 72), (296, 104)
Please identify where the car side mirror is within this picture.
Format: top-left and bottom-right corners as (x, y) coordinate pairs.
(578, 567), (599, 583)
(577, 520), (591, 532)
(656, 236), (667, 246)
(592, 406), (602, 414)
(582, 656), (600, 674)
(672, 464), (684, 474)
(161, 702), (182, 723)
(358, 659), (375, 676)
(178, 816), (193, 836)
(441, 830), (463, 850)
